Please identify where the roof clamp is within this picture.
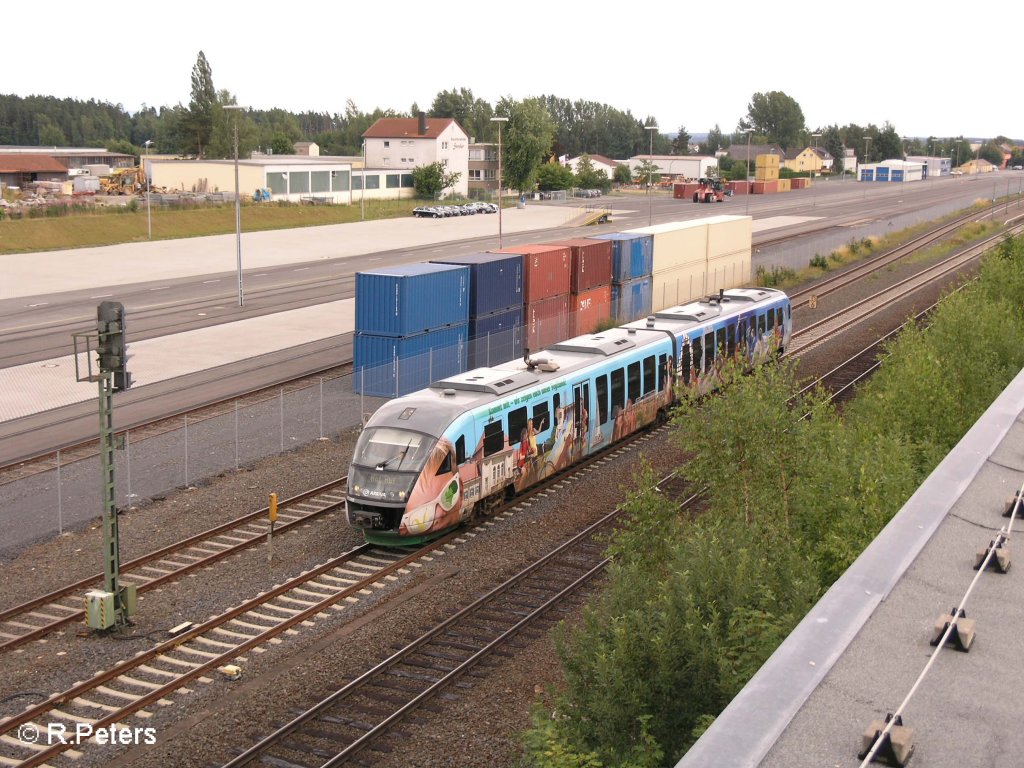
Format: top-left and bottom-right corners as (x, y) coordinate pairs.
(859, 713), (914, 767)
(1002, 491), (1023, 518)
(974, 538), (1011, 573)
(930, 607), (975, 652)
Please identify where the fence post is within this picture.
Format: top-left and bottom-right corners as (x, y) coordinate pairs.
(184, 414), (189, 486)
(57, 449), (63, 534)
(319, 378), (324, 439)
(235, 401), (239, 470)
(126, 430), (132, 510)
(280, 388), (284, 452)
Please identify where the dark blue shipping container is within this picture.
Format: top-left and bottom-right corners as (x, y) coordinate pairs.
(355, 263), (470, 337)
(611, 277), (653, 323)
(468, 306), (523, 368)
(353, 324), (468, 397)
(431, 252), (523, 317)
(591, 233), (654, 282)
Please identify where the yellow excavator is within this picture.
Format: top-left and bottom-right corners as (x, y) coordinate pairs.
(100, 167), (145, 195)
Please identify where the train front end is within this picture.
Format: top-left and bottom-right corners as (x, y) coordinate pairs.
(346, 399), (467, 546)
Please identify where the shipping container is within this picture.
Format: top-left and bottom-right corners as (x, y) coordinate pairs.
(610, 277), (653, 323)
(755, 153), (780, 169)
(353, 324), (469, 397)
(541, 238), (613, 293)
(651, 262), (706, 312)
(626, 220), (709, 275)
(727, 181), (750, 195)
(707, 249), (752, 295)
(777, 178), (791, 192)
(754, 167), (780, 182)
(701, 215), (753, 257)
(524, 294), (571, 352)
(790, 178), (809, 189)
(569, 285), (612, 337)
(590, 233), (654, 282)
(431, 252), (523, 317)
(355, 263), (469, 337)
(752, 180), (779, 194)
(672, 182), (702, 199)
(468, 306), (524, 368)
(491, 244), (571, 303)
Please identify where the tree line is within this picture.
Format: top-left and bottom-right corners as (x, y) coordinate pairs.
(2, 53), (1018, 185)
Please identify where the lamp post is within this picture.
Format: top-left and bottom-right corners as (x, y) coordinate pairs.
(862, 135), (872, 178)
(360, 140), (365, 221)
(224, 104), (245, 307)
(744, 129), (753, 215)
(645, 124), (658, 225)
(490, 116), (508, 248)
(143, 139), (153, 239)
(810, 133), (820, 207)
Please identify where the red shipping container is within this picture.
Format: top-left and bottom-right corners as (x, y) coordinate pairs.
(752, 180), (778, 194)
(673, 183), (701, 199)
(728, 181), (750, 195)
(790, 178), (808, 189)
(491, 245), (571, 303)
(525, 294), (570, 352)
(570, 285), (612, 337)
(542, 238), (613, 293)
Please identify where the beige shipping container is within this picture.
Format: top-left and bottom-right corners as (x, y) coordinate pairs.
(700, 215), (753, 257)
(755, 153), (780, 169)
(777, 178), (791, 192)
(707, 249), (751, 295)
(651, 262), (707, 311)
(625, 220), (709, 274)
(754, 167), (780, 182)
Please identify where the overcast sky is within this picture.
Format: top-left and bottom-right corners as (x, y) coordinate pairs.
(6, 0), (1019, 141)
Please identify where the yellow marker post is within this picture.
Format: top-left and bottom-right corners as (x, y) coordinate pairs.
(268, 492), (278, 563)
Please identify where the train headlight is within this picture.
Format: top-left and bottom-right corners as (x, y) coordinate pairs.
(399, 491), (406, 500)
(352, 485), (361, 494)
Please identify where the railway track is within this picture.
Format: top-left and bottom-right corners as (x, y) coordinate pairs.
(0, 479), (348, 653)
(221, 468), (696, 768)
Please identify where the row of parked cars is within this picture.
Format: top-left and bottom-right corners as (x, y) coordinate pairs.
(412, 202), (498, 218)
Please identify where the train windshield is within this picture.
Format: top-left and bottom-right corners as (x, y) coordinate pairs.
(352, 428), (433, 473)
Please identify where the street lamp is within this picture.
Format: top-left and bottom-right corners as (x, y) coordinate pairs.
(143, 139), (153, 239)
(744, 129), (753, 215)
(810, 133), (820, 207)
(360, 140), (366, 221)
(645, 124), (658, 225)
(490, 116), (508, 248)
(862, 136), (872, 179)
(224, 104), (245, 307)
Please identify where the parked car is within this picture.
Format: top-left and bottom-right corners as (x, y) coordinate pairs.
(412, 206), (442, 218)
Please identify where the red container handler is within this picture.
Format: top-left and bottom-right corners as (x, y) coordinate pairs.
(569, 284), (612, 337)
(525, 294), (570, 352)
(491, 244), (571, 303)
(541, 238), (613, 293)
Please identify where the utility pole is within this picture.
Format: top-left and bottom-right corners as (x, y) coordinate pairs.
(74, 302), (137, 630)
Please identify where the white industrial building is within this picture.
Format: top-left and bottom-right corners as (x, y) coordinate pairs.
(629, 154), (717, 180)
(907, 155), (952, 178)
(858, 159), (926, 182)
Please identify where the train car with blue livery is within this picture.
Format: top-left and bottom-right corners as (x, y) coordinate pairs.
(346, 287), (791, 545)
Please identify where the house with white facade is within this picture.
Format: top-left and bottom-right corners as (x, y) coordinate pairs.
(563, 154), (621, 180)
(363, 114), (470, 197)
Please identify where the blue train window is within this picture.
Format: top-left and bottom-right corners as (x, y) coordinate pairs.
(727, 324), (736, 356)
(508, 406), (528, 446)
(705, 332), (716, 366)
(611, 368), (625, 413)
(456, 435), (466, 464)
(692, 336), (703, 375)
(532, 401), (551, 433)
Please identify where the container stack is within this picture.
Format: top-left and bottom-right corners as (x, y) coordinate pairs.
(432, 252), (524, 369)
(701, 215), (753, 295)
(625, 220), (709, 312)
(353, 263), (470, 397)
(543, 238), (613, 337)
(491, 244), (571, 354)
(753, 152), (780, 194)
(590, 233), (653, 323)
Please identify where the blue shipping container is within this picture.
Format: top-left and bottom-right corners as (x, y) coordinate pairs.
(468, 306), (523, 368)
(611, 277), (653, 323)
(353, 324), (468, 397)
(355, 263), (470, 337)
(431, 252), (524, 317)
(591, 233), (653, 282)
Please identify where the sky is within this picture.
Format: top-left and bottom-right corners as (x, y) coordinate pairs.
(5, 0), (1020, 142)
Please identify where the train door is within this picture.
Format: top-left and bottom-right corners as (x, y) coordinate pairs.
(572, 381), (590, 455)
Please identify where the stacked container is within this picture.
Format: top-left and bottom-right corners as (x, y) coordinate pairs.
(432, 252), (524, 369)
(543, 238), (613, 337)
(491, 244), (571, 353)
(590, 232), (653, 323)
(353, 263), (470, 397)
(701, 215), (753, 296)
(625, 221), (709, 312)
(754, 153), (780, 193)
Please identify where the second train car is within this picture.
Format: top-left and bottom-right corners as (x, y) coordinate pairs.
(346, 287), (791, 545)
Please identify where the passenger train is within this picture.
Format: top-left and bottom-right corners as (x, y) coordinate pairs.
(346, 287), (792, 545)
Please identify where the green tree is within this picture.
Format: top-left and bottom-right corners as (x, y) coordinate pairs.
(270, 132), (293, 155)
(536, 162), (575, 191)
(671, 125), (691, 155)
(873, 123), (904, 160)
(821, 125), (844, 174)
(634, 159), (660, 188)
(184, 51), (216, 157)
(498, 97), (556, 193)
(614, 163), (632, 184)
(574, 154), (610, 192)
(411, 161), (460, 199)
(743, 90), (805, 150)
(429, 87), (493, 141)
(978, 142), (1005, 167)
(36, 114), (66, 146)
(698, 124), (725, 156)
